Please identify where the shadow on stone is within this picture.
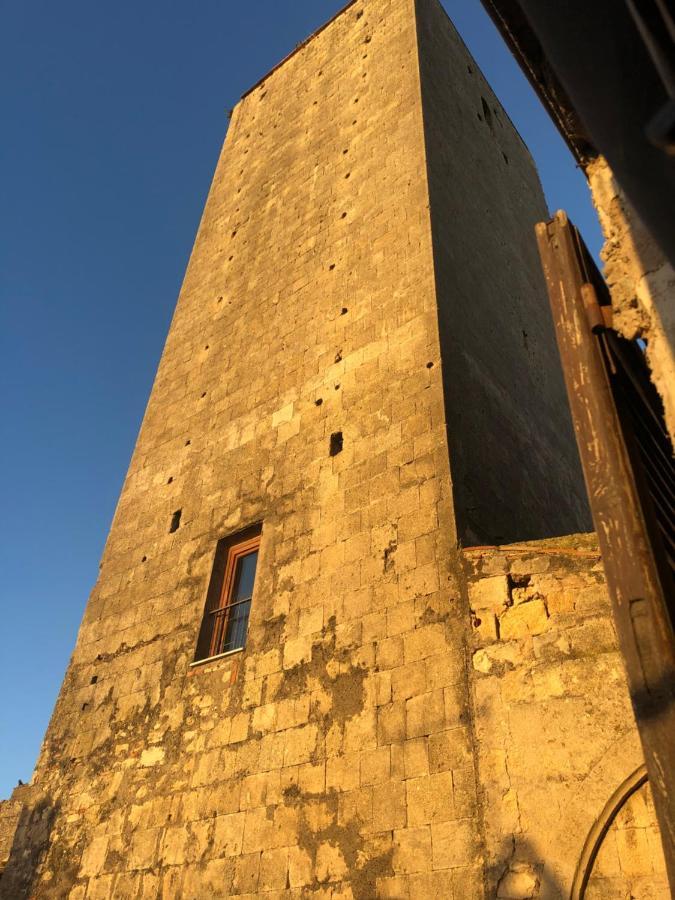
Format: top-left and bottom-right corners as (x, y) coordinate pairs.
(489, 836), (567, 900)
(0, 792), (59, 900)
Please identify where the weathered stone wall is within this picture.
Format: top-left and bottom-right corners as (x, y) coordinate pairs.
(0, 800), (22, 874)
(586, 780), (668, 900)
(588, 156), (675, 445)
(464, 535), (668, 899)
(1, 1), (482, 896)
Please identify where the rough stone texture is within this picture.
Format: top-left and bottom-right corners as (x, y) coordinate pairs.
(2, 1), (479, 896)
(0, 800), (23, 874)
(0, 1), (662, 899)
(586, 780), (669, 899)
(464, 535), (667, 899)
(587, 155), (675, 444)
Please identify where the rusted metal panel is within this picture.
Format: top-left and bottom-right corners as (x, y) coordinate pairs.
(536, 210), (675, 892)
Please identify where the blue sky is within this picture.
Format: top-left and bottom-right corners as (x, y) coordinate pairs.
(0, 0), (602, 799)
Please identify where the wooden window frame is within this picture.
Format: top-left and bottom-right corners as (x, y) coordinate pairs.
(208, 535), (260, 658)
(194, 525), (262, 664)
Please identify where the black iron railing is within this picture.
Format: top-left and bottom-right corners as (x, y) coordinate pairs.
(208, 597), (252, 656)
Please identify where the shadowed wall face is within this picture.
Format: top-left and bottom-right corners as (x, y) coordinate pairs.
(416, 0), (591, 546)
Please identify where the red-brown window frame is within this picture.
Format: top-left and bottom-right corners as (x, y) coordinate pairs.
(194, 525), (261, 663)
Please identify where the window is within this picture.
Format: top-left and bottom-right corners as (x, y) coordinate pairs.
(194, 525), (261, 663)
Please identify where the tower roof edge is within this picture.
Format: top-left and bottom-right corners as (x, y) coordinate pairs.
(240, 0), (361, 100)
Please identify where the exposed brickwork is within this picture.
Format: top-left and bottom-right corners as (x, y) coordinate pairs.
(0, 1), (664, 898)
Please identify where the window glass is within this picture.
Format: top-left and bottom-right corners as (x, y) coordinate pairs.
(222, 550), (258, 652)
(222, 596), (251, 653)
(233, 550), (258, 601)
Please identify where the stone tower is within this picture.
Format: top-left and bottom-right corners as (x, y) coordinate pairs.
(1, 0), (667, 897)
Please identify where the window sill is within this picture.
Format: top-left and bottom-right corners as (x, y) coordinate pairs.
(189, 647), (244, 671)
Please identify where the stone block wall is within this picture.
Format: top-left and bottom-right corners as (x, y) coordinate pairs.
(586, 781), (668, 899)
(1, 1), (482, 896)
(0, 801), (22, 875)
(464, 535), (668, 898)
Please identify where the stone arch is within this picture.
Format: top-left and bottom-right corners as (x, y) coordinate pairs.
(568, 762), (668, 899)
(570, 764), (647, 898)
(537, 727), (644, 893)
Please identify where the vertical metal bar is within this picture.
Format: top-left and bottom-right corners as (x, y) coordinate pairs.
(209, 608), (225, 658)
(536, 210), (675, 891)
(626, 0), (675, 97)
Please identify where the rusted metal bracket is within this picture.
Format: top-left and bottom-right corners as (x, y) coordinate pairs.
(536, 210), (675, 892)
(580, 282), (613, 333)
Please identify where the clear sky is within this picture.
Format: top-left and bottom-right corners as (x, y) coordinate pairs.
(0, 0), (603, 799)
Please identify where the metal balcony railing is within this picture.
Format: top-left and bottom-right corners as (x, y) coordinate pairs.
(208, 597), (252, 657)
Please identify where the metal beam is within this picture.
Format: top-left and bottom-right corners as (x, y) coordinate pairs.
(483, 0), (675, 268)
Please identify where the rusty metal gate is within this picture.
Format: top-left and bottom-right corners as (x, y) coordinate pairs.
(536, 211), (675, 890)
